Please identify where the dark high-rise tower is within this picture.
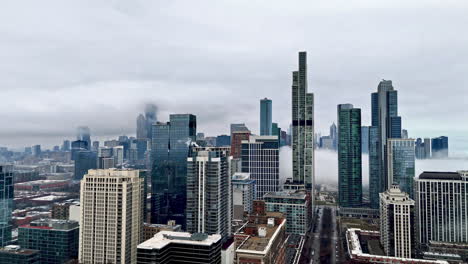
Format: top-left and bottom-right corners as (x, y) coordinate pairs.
(291, 52), (315, 193)
(145, 104), (157, 139)
(260, 98), (272, 136)
(369, 80), (402, 208)
(337, 104), (362, 208)
(431, 136), (449, 158)
(136, 114), (147, 139)
(0, 165), (13, 247)
(151, 114), (196, 227)
(76, 126), (91, 150)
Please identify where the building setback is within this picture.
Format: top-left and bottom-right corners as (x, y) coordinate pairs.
(379, 185), (415, 258)
(137, 231), (222, 264)
(79, 169), (145, 264)
(241, 136), (279, 199)
(337, 104), (362, 208)
(186, 147), (231, 242)
(415, 171), (468, 251)
(369, 80), (402, 209)
(18, 219), (79, 264)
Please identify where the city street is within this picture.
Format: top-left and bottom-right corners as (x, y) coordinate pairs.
(310, 206), (339, 264)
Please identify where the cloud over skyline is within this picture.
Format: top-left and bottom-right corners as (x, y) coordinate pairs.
(0, 0), (467, 155)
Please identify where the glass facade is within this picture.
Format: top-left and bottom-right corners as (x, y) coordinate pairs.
(151, 114), (196, 226)
(387, 139), (415, 198)
(260, 98), (272, 136)
(369, 126), (380, 209)
(338, 105), (362, 208)
(0, 165), (13, 247)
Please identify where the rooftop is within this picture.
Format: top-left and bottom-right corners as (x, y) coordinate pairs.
(138, 231), (221, 250)
(20, 218), (79, 230)
(263, 190), (307, 199)
(0, 246), (39, 256)
(235, 218), (286, 255)
(419, 171), (462, 181)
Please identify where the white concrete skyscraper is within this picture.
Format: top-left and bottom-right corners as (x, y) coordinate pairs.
(79, 169), (145, 264)
(291, 51), (315, 196)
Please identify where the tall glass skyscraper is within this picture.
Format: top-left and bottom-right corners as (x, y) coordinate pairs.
(387, 139), (415, 198)
(291, 52), (315, 193)
(431, 136), (449, 158)
(151, 114), (196, 226)
(260, 98), (272, 136)
(76, 126), (91, 150)
(0, 165), (13, 247)
(369, 80), (402, 208)
(337, 104), (362, 208)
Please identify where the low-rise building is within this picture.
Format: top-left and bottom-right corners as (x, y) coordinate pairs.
(137, 231), (222, 264)
(0, 245), (40, 264)
(234, 200), (287, 264)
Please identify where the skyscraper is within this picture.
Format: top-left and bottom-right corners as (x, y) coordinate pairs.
(136, 113), (147, 139)
(76, 126), (91, 150)
(387, 139), (415, 198)
(231, 131), (250, 159)
(380, 185), (415, 258)
(186, 147), (231, 241)
(241, 135), (279, 199)
(361, 126), (369, 154)
(0, 165), (13, 247)
(61, 140), (70, 151)
(19, 219), (79, 264)
(230, 123), (250, 135)
(337, 104), (362, 208)
(369, 80), (402, 208)
(431, 136), (449, 158)
(145, 104), (157, 139)
(330, 122), (337, 150)
(291, 51), (315, 194)
(415, 171), (468, 252)
(260, 98), (273, 136)
(424, 138), (431, 158)
(73, 150), (97, 180)
(79, 169), (145, 264)
(232, 173), (256, 220)
(151, 114), (196, 226)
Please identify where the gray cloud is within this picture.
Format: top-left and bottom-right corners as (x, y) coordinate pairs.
(0, 0), (467, 151)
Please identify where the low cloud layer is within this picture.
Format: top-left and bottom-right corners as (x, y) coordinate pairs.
(0, 1), (467, 150)
(280, 148), (468, 186)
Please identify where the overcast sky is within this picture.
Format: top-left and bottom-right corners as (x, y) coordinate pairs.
(0, 0), (467, 155)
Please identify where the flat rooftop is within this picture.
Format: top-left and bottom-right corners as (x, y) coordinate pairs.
(419, 171), (462, 180)
(138, 231), (221, 250)
(238, 224), (278, 252)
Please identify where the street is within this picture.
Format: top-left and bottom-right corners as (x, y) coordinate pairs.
(310, 206), (339, 264)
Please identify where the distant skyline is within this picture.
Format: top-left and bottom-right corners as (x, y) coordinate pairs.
(0, 1), (467, 157)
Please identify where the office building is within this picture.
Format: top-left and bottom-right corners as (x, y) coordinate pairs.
(345, 229), (449, 264)
(232, 173), (256, 220)
(402, 129), (409, 139)
(61, 140), (70, 151)
(73, 150), (97, 180)
(264, 190), (311, 235)
(234, 201), (286, 264)
(260, 98), (273, 136)
(51, 203), (70, 220)
(145, 104), (157, 139)
(71, 140), (88, 160)
(79, 169), (145, 264)
(91, 141), (99, 152)
(424, 138), (431, 158)
(380, 185), (415, 258)
(338, 104), (362, 208)
(142, 222), (181, 242)
(0, 165), (13, 247)
(216, 134), (231, 147)
(415, 138), (425, 159)
(231, 131), (250, 159)
(0, 246), (40, 264)
(369, 80), (402, 209)
(330, 122), (337, 150)
(432, 136), (449, 158)
(186, 147), (231, 241)
(151, 114), (196, 226)
(241, 135), (279, 199)
(137, 114), (147, 139)
(18, 219), (79, 264)
(415, 171), (468, 251)
(291, 51), (315, 194)
(76, 126), (91, 150)
(98, 146), (114, 169)
(137, 231), (222, 264)
(387, 139), (415, 198)
(230, 123), (250, 135)
(361, 126), (369, 154)
(113, 145), (124, 166)
(32, 145), (41, 157)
